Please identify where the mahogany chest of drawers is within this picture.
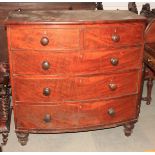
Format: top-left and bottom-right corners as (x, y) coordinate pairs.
(5, 10), (146, 145)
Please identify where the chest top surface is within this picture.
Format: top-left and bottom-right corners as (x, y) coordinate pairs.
(5, 10), (146, 25)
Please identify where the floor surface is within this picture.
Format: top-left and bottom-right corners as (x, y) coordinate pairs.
(2, 82), (155, 152)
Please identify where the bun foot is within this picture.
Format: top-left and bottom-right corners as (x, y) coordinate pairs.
(124, 122), (135, 137)
(1, 132), (9, 145)
(16, 132), (29, 146)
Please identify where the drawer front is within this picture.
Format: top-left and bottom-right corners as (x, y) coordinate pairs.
(14, 95), (138, 130)
(12, 46), (142, 75)
(13, 71), (138, 103)
(9, 27), (80, 50)
(84, 23), (144, 49)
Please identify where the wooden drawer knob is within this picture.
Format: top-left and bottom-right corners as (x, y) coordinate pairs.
(108, 108), (115, 116)
(43, 114), (52, 123)
(112, 34), (120, 42)
(40, 37), (49, 46)
(147, 58), (152, 63)
(15, 8), (22, 12)
(110, 58), (119, 66)
(42, 61), (50, 70)
(43, 88), (51, 96)
(109, 83), (117, 91)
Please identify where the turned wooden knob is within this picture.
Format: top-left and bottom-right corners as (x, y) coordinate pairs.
(108, 108), (115, 116)
(40, 37), (49, 46)
(15, 8), (22, 12)
(112, 34), (120, 42)
(110, 58), (119, 66)
(43, 88), (51, 96)
(42, 61), (50, 70)
(109, 83), (117, 91)
(147, 58), (152, 62)
(43, 114), (52, 123)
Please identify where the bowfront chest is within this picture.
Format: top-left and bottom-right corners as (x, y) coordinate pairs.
(5, 10), (146, 145)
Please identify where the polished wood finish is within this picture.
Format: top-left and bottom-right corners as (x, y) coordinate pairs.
(0, 2), (99, 62)
(12, 47), (142, 75)
(0, 2), (101, 146)
(9, 26), (80, 50)
(15, 96), (137, 132)
(13, 71), (138, 103)
(84, 23), (144, 49)
(5, 10), (146, 145)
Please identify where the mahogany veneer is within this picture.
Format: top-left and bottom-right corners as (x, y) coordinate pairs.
(13, 71), (139, 103)
(12, 47), (142, 75)
(15, 95), (137, 132)
(5, 10), (146, 145)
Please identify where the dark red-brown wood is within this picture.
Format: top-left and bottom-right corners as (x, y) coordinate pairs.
(11, 47), (142, 75)
(0, 3), (100, 146)
(13, 71), (139, 103)
(5, 10), (146, 145)
(9, 26), (81, 50)
(8, 23), (145, 51)
(84, 22), (145, 49)
(14, 95), (138, 132)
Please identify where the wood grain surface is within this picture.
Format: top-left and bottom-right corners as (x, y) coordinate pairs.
(9, 26), (80, 50)
(14, 95), (137, 131)
(13, 71), (139, 103)
(6, 11), (146, 135)
(8, 23), (145, 50)
(11, 47), (142, 75)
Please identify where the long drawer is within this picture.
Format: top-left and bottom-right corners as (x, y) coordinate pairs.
(13, 71), (139, 103)
(14, 95), (138, 131)
(11, 46), (142, 75)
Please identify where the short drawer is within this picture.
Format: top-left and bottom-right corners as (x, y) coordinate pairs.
(12, 46), (142, 75)
(84, 23), (144, 49)
(9, 27), (80, 50)
(14, 95), (138, 131)
(13, 71), (139, 103)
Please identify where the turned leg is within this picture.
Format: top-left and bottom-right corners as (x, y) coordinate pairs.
(1, 132), (8, 146)
(0, 87), (10, 146)
(123, 122), (135, 137)
(1, 88), (10, 122)
(146, 77), (153, 105)
(16, 132), (29, 146)
(0, 63), (11, 146)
